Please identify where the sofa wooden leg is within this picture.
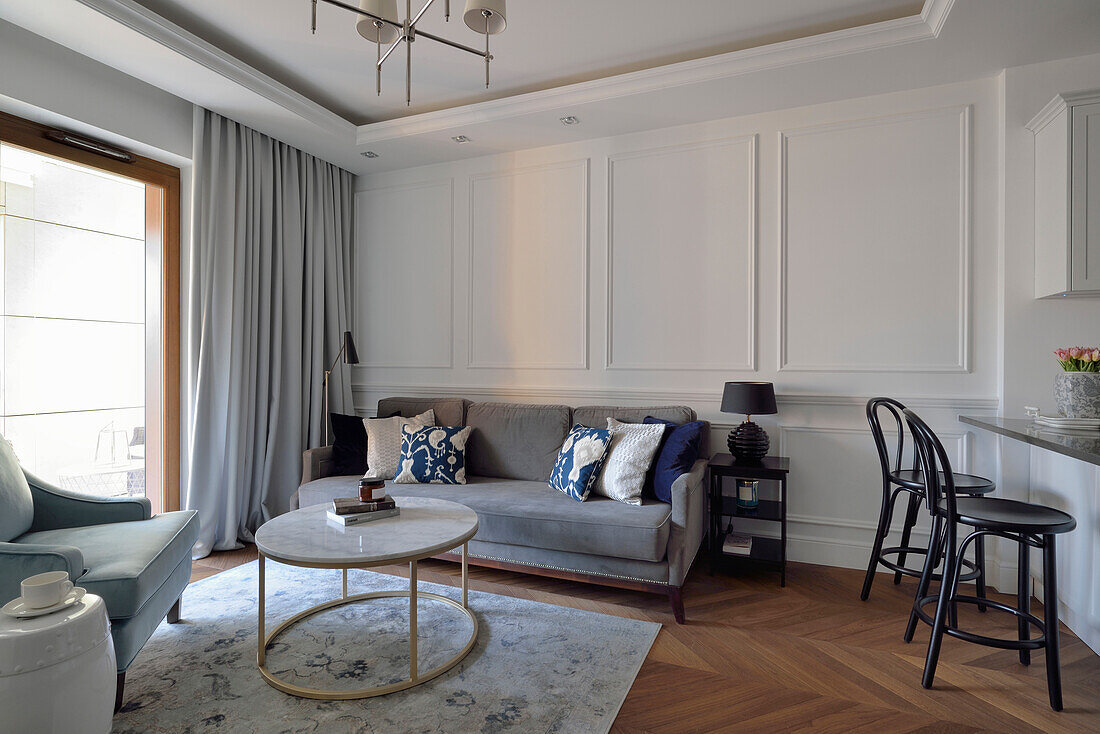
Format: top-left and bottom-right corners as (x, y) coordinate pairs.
(114, 672), (126, 714)
(669, 586), (685, 624)
(167, 597), (181, 624)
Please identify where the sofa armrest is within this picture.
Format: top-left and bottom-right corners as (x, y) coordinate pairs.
(667, 458), (707, 588)
(25, 471), (151, 532)
(0, 541), (85, 606)
(301, 446), (336, 485)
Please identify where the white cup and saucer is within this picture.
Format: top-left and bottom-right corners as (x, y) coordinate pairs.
(1, 571), (86, 618)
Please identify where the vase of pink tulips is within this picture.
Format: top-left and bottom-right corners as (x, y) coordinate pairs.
(1053, 347), (1100, 418)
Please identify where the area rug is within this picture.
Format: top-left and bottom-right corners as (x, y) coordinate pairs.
(113, 561), (660, 733)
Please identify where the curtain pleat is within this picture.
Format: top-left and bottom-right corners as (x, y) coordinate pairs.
(186, 108), (356, 558)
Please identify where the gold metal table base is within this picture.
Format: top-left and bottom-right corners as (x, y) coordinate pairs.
(257, 543), (476, 700)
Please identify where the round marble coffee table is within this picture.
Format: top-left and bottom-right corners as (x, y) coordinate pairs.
(254, 495), (478, 700)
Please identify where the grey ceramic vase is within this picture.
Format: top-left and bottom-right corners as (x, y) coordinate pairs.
(1053, 371), (1100, 418)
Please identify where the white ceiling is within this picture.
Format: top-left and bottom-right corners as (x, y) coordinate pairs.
(3, 0), (1100, 176)
(130, 0), (923, 123)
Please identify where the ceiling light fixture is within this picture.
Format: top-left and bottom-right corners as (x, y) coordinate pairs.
(559, 116), (580, 126)
(451, 135), (471, 144)
(310, 0), (507, 107)
(360, 150), (380, 157)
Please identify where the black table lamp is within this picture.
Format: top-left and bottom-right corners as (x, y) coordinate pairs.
(323, 331), (359, 446)
(720, 381), (777, 463)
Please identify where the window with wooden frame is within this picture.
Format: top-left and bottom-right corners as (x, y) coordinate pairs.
(0, 110), (181, 514)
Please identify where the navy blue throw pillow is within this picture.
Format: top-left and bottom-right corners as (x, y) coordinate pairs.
(643, 417), (706, 503)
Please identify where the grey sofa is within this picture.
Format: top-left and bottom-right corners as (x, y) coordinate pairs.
(0, 434), (200, 710)
(297, 397), (708, 623)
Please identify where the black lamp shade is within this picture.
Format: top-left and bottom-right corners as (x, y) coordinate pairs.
(342, 331), (359, 365)
(720, 381), (777, 416)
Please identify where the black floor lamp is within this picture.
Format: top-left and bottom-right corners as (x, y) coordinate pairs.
(322, 331), (359, 446)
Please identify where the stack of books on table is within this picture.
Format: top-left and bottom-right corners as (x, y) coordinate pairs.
(327, 495), (399, 526)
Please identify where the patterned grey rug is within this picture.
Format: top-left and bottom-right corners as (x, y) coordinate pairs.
(113, 561), (659, 733)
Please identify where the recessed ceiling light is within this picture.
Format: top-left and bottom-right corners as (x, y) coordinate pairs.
(452, 135), (471, 144)
(361, 151), (380, 158)
(560, 116), (580, 126)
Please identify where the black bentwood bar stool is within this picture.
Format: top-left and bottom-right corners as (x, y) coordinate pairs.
(861, 398), (995, 602)
(903, 409), (1077, 711)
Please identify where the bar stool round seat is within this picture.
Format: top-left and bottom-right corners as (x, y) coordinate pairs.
(903, 407), (1078, 712)
(943, 497), (1076, 535)
(891, 470), (995, 495)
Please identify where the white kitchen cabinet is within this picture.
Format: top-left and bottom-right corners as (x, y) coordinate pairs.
(1027, 90), (1100, 298)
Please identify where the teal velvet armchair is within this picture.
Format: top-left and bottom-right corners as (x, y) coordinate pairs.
(0, 436), (199, 710)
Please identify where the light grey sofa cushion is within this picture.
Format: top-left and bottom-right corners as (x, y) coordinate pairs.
(295, 475), (671, 562)
(466, 539), (669, 585)
(572, 405), (696, 428)
(377, 397), (469, 427)
(466, 402), (571, 481)
(572, 405), (710, 458)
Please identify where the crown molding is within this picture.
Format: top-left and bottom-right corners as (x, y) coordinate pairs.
(1026, 87), (1100, 133)
(76, 0), (355, 139)
(356, 0), (956, 145)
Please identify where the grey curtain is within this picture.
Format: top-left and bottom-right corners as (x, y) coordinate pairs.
(186, 108), (355, 558)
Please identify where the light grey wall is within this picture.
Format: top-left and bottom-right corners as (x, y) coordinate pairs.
(0, 20), (192, 160)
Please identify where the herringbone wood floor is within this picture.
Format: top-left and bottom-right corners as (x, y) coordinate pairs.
(189, 549), (1100, 732)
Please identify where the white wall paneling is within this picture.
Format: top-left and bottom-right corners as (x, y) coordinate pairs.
(606, 135), (757, 371)
(467, 159), (590, 369)
(352, 76), (1001, 575)
(771, 424), (970, 568)
(355, 179), (455, 368)
(778, 105), (972, 373)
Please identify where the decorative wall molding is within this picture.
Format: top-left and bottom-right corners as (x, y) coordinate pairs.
(778, 424), (972, 471)
(466, 159), (590, 370)
(355, 0), (956, 145)
(355, 178), (455, 369)
(605, 135), (757, 371)
(350, 382), (999, 411)
(777, 104), (972, 373)
(77, 0), (354, 138)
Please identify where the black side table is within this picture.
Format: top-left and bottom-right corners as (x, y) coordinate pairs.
(708, 453), (790, 586)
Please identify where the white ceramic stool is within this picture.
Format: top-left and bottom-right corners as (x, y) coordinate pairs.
(0, 593), (115, 734)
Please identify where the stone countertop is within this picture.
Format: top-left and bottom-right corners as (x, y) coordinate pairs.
(959, 416), (1100, 467)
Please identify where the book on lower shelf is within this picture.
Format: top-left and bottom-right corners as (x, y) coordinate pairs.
(326, 507), (400, 526)
(722, 532), (753, 556)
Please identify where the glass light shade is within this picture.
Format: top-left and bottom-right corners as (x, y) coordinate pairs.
(357, 0), (401, 44)
(463, 0), (507, 34)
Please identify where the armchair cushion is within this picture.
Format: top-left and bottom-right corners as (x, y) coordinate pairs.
(13, 510), (198, 618)
(0, 438), (33, 541)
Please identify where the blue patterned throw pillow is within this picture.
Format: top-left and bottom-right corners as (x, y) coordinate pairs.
(549, 424), (614, 502)
(394, 425), (474, 484)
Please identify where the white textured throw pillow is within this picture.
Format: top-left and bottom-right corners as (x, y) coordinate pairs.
(364, 409), (435, 479)
(593, 418), (667, 505)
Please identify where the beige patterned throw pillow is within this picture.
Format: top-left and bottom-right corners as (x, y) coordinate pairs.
(592, 418), (667, 505)
(364, 409), (435, 479)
